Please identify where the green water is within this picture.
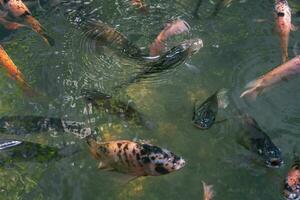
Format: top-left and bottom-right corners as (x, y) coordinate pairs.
(1, 0), (300, 199)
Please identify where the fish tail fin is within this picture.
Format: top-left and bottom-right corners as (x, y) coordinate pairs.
(25, 15), (55, 46)
(202, 181), (214, 200)
(216, 88), (229, 109)
(240, 79), (262, 100)
(10, 73), (36, 97)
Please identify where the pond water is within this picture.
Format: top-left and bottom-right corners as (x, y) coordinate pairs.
(1, 0), (300, 199)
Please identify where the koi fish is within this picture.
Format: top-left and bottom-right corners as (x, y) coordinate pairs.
(202, 181), (214, 200)
(274, 0), (296, 63)
(131, 0), (147, 12)
(81, 89), (154, 129)
(0, 115), (91, 138)
(149, 19), (190, 56)
(0, 45), (34, 95)
(238, 112), (283, 168)
(83, 19), (144, 59)
(192, 89), (228, 129)
(283, 157), (300, 200)
(240, 55), (300, 100)
(121, 38), (203, 87)
(0, 11), (26, 30)
(87, 137), (185, 178)
(0, 138), (79, 165)
(0, 0), (55, 46)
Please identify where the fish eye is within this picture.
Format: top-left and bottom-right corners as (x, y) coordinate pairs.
(258, 149), (263, 154)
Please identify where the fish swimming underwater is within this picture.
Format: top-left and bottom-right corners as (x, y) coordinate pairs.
(0, 138), (77, 165)
(211, 0), (233, 17)
(0, 11), (25, 30)
(0, 115), (91, 137)
(0, 45), (34, 95)
(0, 0), (54, 46)
(149, 19), (190, 56)
(202, 181), (214, 200)
(240, 55), (300, 100)
(274, 0), (297, 63)
(131, 0), (147, 12)
(81, 89), (154, 129)
(238, 112), (283, 168)
(192, 90), (228, 130)
(283, 157), (300, 200)
(87, 137), (185, 177)
(82, 19), (144, 60)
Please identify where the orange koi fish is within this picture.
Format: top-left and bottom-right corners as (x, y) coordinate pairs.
(0, 45), (33, 94)
(149, 19), (190, 56)
(240, 55), (300, 100)
(274, 0), (297, 63)
(0, 0), (54, 46)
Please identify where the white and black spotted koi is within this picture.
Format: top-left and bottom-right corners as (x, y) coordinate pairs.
(283, 156), (300, 200)
(0, 0), (55, 46)
(87, 137), (185, 177)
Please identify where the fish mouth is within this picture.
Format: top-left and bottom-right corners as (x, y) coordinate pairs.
(266, 158), (283, 168)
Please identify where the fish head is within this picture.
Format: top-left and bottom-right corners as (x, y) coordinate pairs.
(274, 0), (290, 18)
(181, 38), (203, 56)
(192, 94), (218, 129)
(192, 109), (216, 129)
(140, 144), (185, 175)
(256, 139), (283, 168)
(283, 181), (300, 200)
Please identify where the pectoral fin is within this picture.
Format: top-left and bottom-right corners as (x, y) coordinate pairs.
(291, 24), (298, 31)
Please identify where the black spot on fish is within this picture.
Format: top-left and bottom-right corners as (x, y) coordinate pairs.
(136, 153), (140, 160)
(277, 12), (285, 17)
(132, 149), (136, 155)
(155, 164), (170, 174)
(142, 157), (151, 164)
(123, 144), (129, 151)
(117, 143), (122, 148)
(150, 156), (155, 160)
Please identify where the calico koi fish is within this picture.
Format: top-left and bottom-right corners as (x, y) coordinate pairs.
(87, 137), (185, 177)
(149, 19), (190, 56)
(0, 0), (55, 46)
(283, 157), (300, 200)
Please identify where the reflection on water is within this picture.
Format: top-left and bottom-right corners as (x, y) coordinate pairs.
(1, 0), (300, 199)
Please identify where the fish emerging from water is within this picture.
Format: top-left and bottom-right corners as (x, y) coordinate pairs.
(240, 55), (300, 100)
(283, 156), (300, 200)
(202, 181), (214, 200)
(119, 38), (203, 87)
(149, 19), (190, 56)
(238, 112), (283, 168)
(192, 90), (228, 130)
(0, 138), (78, 166)
(0, 0), (54, 46)
(81, 89), (154, 129)
(0, 44), (34, 95)
(274, 0), (297, 63)
(87, 137), (185, 178)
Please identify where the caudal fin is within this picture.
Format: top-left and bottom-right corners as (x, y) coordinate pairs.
(25, 15), (55, 46)
(240, 79), (262, 101)
(202, 181), (214, 200)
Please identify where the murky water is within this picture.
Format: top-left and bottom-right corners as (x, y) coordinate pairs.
(1, 0), (300, 199)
